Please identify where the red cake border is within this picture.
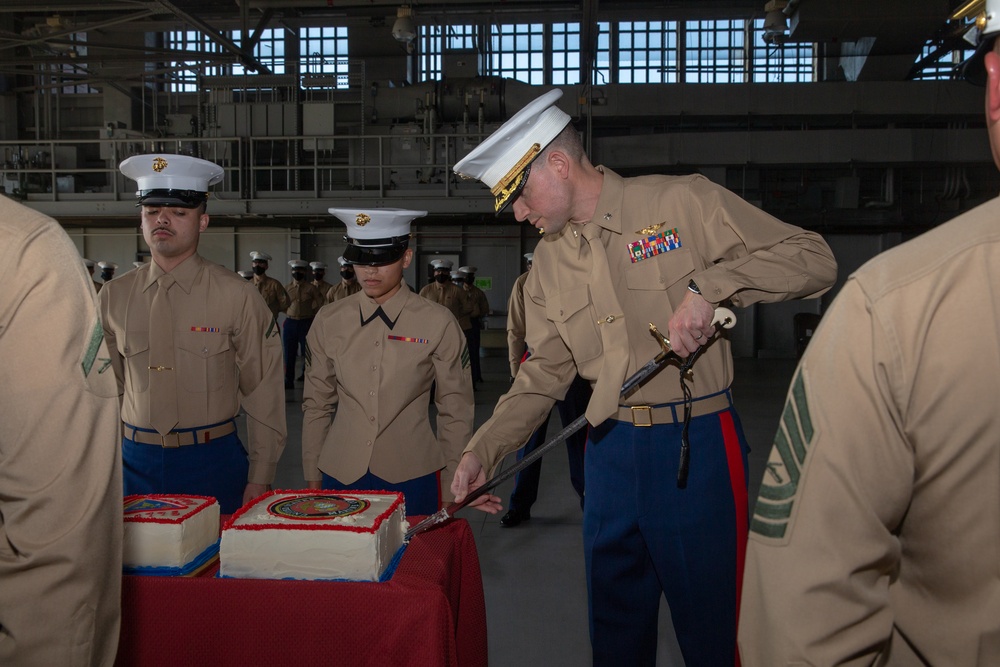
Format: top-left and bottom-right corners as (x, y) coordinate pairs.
(123, 494), (218, 525)
(223, 489), (404, 534)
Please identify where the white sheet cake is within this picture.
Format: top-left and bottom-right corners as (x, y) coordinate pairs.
(123, 494), (220, 575)
(219, 490), (408, 581)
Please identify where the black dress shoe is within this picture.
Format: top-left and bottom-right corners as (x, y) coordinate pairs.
(500, 508), (530, 528)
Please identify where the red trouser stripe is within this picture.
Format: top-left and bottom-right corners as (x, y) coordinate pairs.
(719, 410), (747, 667)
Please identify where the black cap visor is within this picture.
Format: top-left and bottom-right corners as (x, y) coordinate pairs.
(137, 189), (208, 208)
(343, 236), (410, 266)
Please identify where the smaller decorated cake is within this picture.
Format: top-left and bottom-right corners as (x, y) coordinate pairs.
(123, 494), (220, 576)
(220, 490), (407, 582)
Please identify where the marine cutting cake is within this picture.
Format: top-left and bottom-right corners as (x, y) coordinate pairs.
(123, 494), (221, 576)
(220, 490), (408, 582)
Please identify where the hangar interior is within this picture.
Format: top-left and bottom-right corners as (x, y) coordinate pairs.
(0, 0), (991, 357)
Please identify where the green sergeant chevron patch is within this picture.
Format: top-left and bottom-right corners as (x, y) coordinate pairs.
(750, 368), (815, 542)
(82, 318), (104, 377)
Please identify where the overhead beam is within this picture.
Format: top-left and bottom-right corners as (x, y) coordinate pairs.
(153, 0), (272, 75)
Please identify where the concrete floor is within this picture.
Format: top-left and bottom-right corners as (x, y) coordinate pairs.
(272, 351), (798, 666)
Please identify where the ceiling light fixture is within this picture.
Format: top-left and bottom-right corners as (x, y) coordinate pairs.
(392, 5), (417, 44)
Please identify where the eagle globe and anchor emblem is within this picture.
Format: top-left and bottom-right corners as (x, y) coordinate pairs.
(267, 494), (371, 520)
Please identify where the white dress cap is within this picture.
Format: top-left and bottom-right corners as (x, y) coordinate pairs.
(328, 207), (427, 265)
(450, 270), (464, 280)
(238, 270), (254, 279)
(289, 259), (309, 269)
(250, 251), (272, 262)
(337, 256), (349, 267)
(458, 265), (477, 274)
(98, 261), (118, 270)
(524, 252), (534, 262)
(309, 261), (328, 270)
(119, 154), (224, 207)
(453, 89), (571, 213)
(430, 259), (454, 270)
(133, 261), (145, 268)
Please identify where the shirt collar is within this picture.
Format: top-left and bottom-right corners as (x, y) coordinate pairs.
(359, 282), (410, 327)
(143, 254), (202, 295)
(589, 166), (624, 234)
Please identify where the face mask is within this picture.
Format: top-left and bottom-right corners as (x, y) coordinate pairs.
(101, 271), (113, 281)
(435, 273), (450, 283)
(252, 265), (266, 276)
(292, 271), (305, 281)
(340, 269), (355, 280)
(314, 272), (325, 282)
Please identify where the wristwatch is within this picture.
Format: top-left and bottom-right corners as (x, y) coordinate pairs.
(687, 279), (701, 295)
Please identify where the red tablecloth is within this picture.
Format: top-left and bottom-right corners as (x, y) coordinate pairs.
(116, 518), (487, 667)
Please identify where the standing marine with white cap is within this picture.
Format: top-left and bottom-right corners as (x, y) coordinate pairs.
(419, 257), (474, 333)
(301, 208), (473, 515)
(326, 256), (361, 303)
(309, 261), (335, 303)
(739, 4), (1000, 664)
(449, 89), (837, 666)
(458, 264), (491, 385)
(97, 260), (117, 285)
(283, 259), (324, 389)
(99, 154), (286, 514)
(249, 250), (290, 319)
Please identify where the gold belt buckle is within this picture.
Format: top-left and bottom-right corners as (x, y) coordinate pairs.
(160, 432), (182, 448)
(630, 406), (653, 427)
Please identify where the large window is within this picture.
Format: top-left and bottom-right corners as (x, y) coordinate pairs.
(912, 40), (975, 80)
(618, 21), (679, 84)
(231, 28), (286, 77)
(301, 26), (350, 88)
(685, 19), (747, 83)
(165, 30), (227, 92)
(419, 24), (477, 81)
(489, 23), (546, 84)
(551, 23), (582, 85)
(750, 19), (815, 82)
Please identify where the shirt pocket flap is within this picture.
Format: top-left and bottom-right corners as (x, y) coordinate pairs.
(546, 285), (592, 323)
(121, 331), (149, 357)
(177, 330), (231, 358)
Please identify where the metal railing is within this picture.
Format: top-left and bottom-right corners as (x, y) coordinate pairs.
(0, 132), (491, 206)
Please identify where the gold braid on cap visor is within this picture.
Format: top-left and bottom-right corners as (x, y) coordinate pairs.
(491, 143), (541, 212)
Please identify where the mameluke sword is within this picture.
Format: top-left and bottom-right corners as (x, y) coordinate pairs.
(405, 307), (736, 540)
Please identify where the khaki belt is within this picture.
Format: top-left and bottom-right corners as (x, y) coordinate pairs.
(124, 420), (236, 447)
(615, 392), (732, 427)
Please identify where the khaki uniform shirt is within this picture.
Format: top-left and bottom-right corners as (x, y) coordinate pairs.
(302, 286), (474, 501)
(420, 281), (473, 330)
(285, 279), (324, 319)
(466, 169), (837, 474)
(0, 198), (122, 667)
(466, 284), (491, 320)
(99, 254), (286, 485)
(327, 280), (361, 303)
(507, 271), (530, 378)
(739, 197), (1000, 667)
(313, 279), (335, 304)
(253, 274), (290, 318)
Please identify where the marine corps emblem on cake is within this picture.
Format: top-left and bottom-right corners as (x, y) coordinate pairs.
(267, 494), (370, 520)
